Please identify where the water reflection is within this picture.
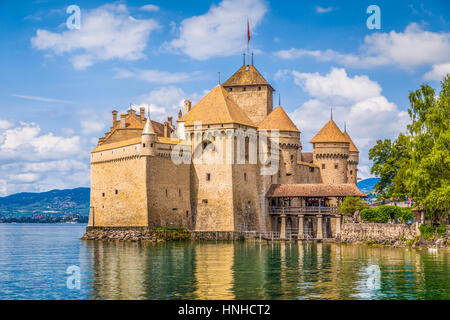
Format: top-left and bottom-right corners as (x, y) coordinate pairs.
(81, 240), (450, 300)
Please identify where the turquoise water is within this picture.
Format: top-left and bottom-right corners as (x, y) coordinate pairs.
(0, 224), (448, 300)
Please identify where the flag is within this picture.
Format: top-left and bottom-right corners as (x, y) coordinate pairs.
(247, 18), (250, 43)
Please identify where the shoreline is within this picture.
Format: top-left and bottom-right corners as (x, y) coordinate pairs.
(81, 225), (449, 250)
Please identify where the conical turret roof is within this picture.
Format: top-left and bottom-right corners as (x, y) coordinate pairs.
(310, 120), (348, 143)
(142, 116), (156, 135)
(258, 106), (299, 132)
(344, 131), (359, 152)
(178, 85), (256, 127)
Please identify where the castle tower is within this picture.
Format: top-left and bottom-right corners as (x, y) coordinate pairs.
(141, 114), (156, 156)
(310, 120), (349, 184)
(258, 105), (300, 184)
(343, 130), (359, 184)
(222, 64), (274, 125)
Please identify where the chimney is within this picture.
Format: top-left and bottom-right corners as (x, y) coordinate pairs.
(140, 107), (145, 121)
(120, 114), (126, 128)
(168, 116), (173, 126)
(184, 100), (192, 114)
(178, 109), (182, 119)
(164, 122), (169, 138)
(112, 110), (118, 127)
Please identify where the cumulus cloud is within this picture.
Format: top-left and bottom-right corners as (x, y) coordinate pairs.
(282, 68), (409, 179)
(423, 63), (450, 81)
(275, 23), (450, 71)
(31, 3), (160, 70)
(114, 68), (195, 84)
(0, 121), (89, 196)
(169, 0), (268, 60)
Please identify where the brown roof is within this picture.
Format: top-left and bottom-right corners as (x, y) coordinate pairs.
(92, 137), (141, 153)
(258, 106), (300, 132)
(300, 152), (313, 163)
(178, 85), (256, 127)
(310, 120), (348, 143)
(343, 131), (359, 152)
(266, 184), (366, 198)
(222, 65), (273, 89)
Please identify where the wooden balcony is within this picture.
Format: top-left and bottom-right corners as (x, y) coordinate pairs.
(269, 206), (339, 215)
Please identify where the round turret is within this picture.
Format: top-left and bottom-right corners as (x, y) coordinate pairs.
(142, 116), (156, 156)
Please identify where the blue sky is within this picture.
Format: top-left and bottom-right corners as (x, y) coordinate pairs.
(0, 0), (449, 195)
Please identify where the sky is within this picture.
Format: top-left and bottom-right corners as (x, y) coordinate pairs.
(0, 0), (449, 196)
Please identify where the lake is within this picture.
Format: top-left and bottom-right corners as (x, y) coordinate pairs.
(0, 224), (448, 300)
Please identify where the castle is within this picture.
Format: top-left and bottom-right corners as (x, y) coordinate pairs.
(87, 61), (365, 239)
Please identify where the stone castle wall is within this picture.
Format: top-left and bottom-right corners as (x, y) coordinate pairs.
(313, 142), (349, 184)
(225, 85), (273, 125)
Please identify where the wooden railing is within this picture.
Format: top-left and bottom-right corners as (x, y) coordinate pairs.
(269, 206), (339, 214)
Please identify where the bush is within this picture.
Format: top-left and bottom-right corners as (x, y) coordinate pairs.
(339, 196), (368, 216)
(419, 224), (435, 240)
(437, 225), (447, 237)
(360, 209), (376, 222)
(399, 208), (414, 223)
(376, 205), (401, 221)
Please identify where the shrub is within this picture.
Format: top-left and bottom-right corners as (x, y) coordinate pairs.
(437, 225), (447, 237)
(360, 209), (376, 222)
(419, 224), (435, 240)
(376, 205), (401, 221)
(399, 208), (414, 223)
(339, 196), (368, 216)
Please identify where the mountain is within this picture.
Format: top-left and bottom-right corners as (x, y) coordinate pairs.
(357, 178), (380, 194)
(0, 188), (90, 219)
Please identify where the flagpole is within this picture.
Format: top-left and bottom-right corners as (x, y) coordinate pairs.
(247, 17), (250, 66)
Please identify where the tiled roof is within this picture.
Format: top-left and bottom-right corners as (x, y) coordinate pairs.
(178, 85), (256, 127)
(222, 64), (272, 88)
(92, 137), (141, 153)
(258, 106), (300, 132)
(266, 184), (366, 198)
(344, 131), (359, 152)
(310, 120), (348, 143)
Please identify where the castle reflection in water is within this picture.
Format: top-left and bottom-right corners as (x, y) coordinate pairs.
(80, 241), (450, 300)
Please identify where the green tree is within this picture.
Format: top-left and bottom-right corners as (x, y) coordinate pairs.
(406, 75), (450, 223)
(339, 196), (367, 216)
(368, 75), (450, 224)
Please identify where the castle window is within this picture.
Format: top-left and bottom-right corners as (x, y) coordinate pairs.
(186, 211), (189, 217)
(322, 164), (325, 169)
(102, 193), (105, 197)
(165, 189), (168, 197)
(309, 167), (314, 173)
(151, 143), (153, 148)
(258, 86), (261, 91)
(229, 88), (233, 92)
(115, 189), (118, 195)
(206, 173), (211, 181)
(286, 173), (292, 176)
(143, 143), (146, 147)
(179, 189), (182, 197)
(335, 164), (338, 169)
(244, 173), (247, 181)
(243, 87), (246, 91)
(278, 170), (281, 178)
(350, 170), (353, 175)
(202, 199), (208, 204)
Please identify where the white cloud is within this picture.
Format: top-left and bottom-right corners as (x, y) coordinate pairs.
(275, 23), (450, 71)
(140, 4), (160, 12)
(316, 6), (335, 14)
(31, 3), (160, 70)
(80, 120), (106, 135)
(0, 121), (89, 196)
(114, 68), (193, 84)
(169, 0), (268, 60)
(283, 68), (409, 179)
(423, 63), (450, 81)
(12, 94), (73, 104)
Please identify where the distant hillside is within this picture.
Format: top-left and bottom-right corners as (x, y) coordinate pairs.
(357, 178), (380, 194)
(0, 188), (90, 218)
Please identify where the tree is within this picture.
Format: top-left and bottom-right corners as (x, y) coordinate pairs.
(339, 196), (367, 216)
(405, 75), (450, 223)
(368, 75), (450, 224)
